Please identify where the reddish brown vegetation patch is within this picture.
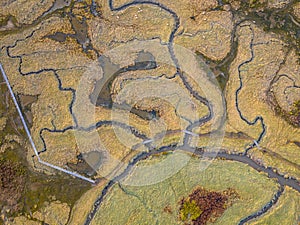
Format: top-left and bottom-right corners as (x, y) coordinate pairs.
(179, 187), (239, 225)
(0, 159), (26, 212)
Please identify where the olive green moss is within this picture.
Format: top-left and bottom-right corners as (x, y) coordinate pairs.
(289, 100), (300, 116)
(0, 16), (9, 27)
(180, 199), (203, 222)
(248, 0), (267, 9)
(22, 172), (92, 217)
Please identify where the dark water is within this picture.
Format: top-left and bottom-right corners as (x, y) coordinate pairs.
(89, 52), (158, 120)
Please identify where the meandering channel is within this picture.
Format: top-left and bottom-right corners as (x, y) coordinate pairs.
(1, 1), (299, 224)
(84, 145), (300, 225)
(235, 25), (266, 154)
(83, 1), (299, 225)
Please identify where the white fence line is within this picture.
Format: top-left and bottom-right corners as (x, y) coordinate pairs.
(0, 64), (41, 160)
(0, 63), (210, 185)
(0, 63), (95, 184)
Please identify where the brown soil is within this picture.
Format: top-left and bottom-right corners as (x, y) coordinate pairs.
(163, 205), (173, 214)
(179, 187), (239, 225)
(0, 159), (26, 212)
